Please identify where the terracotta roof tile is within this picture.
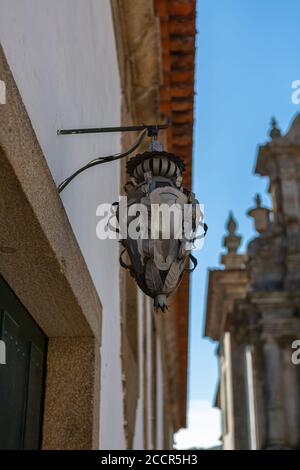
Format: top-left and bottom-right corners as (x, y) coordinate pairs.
(170, 52), (195, 69)
(168, 0), (196, 16)
(171, 85), (194, 98)
(171, 69), (195, 83)
(155, 0), (196, 430)
(169, 18), (196, 35)
(170, 36), (196, 52)
(172, 110), (194, 123)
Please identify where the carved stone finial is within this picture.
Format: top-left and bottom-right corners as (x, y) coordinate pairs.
(269, 117), (281, 140)
(221, 213), (246, 269)
(226, 211), (237, 235)
(247, 194), (271, 233)
(255, 193), (261, 208)
(223, 212), (241, 254)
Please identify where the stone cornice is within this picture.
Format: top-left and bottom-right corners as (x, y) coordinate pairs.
(110, 0), (161, 125)
(205, 268), (248, 341)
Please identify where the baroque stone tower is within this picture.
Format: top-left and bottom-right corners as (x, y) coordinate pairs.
(249, 115), (300, 291)
(205, 114), (300, 450)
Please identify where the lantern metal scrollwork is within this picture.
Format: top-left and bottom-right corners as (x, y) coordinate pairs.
(115, 138), (207, 312)
(57, 122), (207, 311)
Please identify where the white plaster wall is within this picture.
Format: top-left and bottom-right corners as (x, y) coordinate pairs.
(146, 298), (153, 449)
(133, 289), (145, 449)
(0, 0), (126, 449)
(133, 291), (166, 450)
(222, 332), (235, 450)
(156, 333), (164, 449)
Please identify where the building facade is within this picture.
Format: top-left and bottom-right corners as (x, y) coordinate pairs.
(205, 115), (300, 450)
(0, 0), (196, 449)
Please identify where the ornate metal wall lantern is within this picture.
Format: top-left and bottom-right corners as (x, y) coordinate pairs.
(57, 123), (207, 311)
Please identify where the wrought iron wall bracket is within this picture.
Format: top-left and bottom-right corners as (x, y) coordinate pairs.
(56, 121), (170, 193)
(56, 121), (170, 192)
(57, 121), (170, 137)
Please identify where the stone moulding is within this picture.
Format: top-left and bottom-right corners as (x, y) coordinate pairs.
(0, 44), (102, 450)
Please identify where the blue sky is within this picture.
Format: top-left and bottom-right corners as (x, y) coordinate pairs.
(176, 0), (300, 448)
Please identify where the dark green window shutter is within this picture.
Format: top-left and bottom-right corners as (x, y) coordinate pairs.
(0, 275), (47, 449)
